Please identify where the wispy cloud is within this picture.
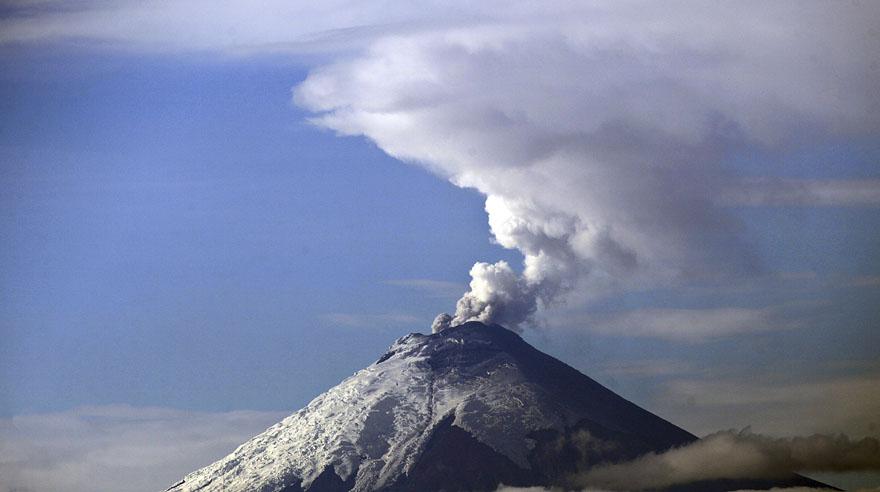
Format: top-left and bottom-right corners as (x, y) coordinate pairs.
(0, 405), (285, 492)
(0, 0), (485, 55)
(657, 374), (880, 437)
(498, 485), (877, 492)
(568, 301), (827, 342)
(497, 485), (878, 492)
(598, 359), (694, 378)
(845, 276), (880, 289)
(384, 278), (464, 299)
(495, 487), (570, 492)
(720, 178), (880, 207)
(732, 488), (836, 492)
(319, 312), (422, 328)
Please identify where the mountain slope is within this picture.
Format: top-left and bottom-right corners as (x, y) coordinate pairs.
(165, 321), (825, 492)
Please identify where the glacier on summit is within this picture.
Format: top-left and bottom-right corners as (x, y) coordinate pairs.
(165, 322), (825, 492)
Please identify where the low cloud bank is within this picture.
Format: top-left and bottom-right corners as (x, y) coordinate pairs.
(658, 374), (880, 438)
(497, 430), (880, 491)
(0, 405), (285, 492)
(498, 488), (877, 492)
(576, 430), (880, 491)
(496, 429), (880, 492)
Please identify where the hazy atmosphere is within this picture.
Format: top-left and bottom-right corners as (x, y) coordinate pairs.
(1, 1), (879, 491)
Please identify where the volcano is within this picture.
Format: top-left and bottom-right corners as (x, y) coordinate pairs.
(165, 321), (826, 491)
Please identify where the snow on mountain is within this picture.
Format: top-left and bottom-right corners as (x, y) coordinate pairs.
(164, 322), (822, 492)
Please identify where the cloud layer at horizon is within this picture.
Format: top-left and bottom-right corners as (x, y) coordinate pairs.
(3, 405), (879, 492)
(1, 4), (878, 489)
(576, 429), (880, 490)
(0, 405), (285, 492)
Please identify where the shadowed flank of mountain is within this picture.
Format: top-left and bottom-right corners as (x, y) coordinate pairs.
(388, 415), (535, 491)
(166, 321), (834, 492)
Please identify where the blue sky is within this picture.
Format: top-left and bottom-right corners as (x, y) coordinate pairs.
(0, 0), (877, 433)
(1, 50), (525, 415)
(1, 2), (879, 491)
(6, 48), (875, 419)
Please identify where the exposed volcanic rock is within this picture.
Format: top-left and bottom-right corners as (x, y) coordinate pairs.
(166, 321), (827, 492)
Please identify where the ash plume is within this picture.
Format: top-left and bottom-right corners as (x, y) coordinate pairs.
(295, 1), (880, 330)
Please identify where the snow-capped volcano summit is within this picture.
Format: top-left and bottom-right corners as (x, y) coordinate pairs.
(165, 322), (824, 492)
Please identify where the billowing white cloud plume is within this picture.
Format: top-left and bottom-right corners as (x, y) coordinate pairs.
(8, 0), (877, 334)
(452, 260), (541, 331)
(576, 430), (880, 491)
(5, 1), (879, 331)
(295, 1), (880, 330)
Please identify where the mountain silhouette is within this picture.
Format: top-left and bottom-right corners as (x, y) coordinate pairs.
(166, 321), (828, 491)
